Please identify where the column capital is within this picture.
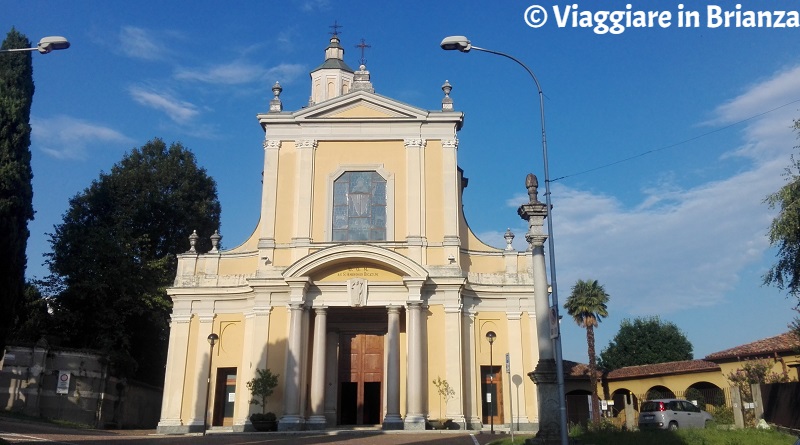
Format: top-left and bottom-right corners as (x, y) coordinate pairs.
(403, 138), (426, 148)
(197, 313), (215, 324)
(444, 303), (463, 314)
(403, 277), (426, 302)
(314, 306), (328, 315)
(295, 138), (318, 150)
(263, 139), (281, 150)
(506, 311), (523, 320)
(170, 314), (192, 324)
(441, 138), (458, 150)
(387, 305), (402, 315)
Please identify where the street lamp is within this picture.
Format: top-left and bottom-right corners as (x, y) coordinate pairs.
(0, 36), (70, 54)
(203, 333), (219, 436)
(485, 330), (496, 435)
(442, 35), (568, 445)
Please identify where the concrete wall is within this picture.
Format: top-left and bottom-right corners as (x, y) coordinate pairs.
(0, 343), (162, 428)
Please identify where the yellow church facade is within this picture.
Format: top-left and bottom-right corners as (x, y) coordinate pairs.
(156, 34), (548, 433)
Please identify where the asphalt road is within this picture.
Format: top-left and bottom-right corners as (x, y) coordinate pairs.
(0, 418), (512, 445)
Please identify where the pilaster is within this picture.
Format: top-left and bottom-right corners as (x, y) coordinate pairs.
(157, 314), (192, 433)
(404, 138), (426, 264)
(292, 139), (317, 262)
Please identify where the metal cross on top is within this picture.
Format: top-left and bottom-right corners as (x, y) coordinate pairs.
(355, 38), (371, 66)
(329, 20), (343, 37)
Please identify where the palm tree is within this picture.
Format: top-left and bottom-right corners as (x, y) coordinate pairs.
(564, 279), (609, 425)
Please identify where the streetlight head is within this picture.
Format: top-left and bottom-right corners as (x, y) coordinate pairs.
(485, 330), (496, 344)
(37, 36), (70, 54)
(207, 333), (219, 346)
(440, 36), (471, 52)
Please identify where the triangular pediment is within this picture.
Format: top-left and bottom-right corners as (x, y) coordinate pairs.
(294, 91), (429, 121)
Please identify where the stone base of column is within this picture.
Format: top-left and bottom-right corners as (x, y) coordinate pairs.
(382, 414), (404, 430)
(232, 420), (250, 432)
(306, 416), (327, 430)
(156, 419), (190, 435)
(403, 414), (426, 430)
(445, 415), (467, 431)
(510, 420), (538, 431)
(278, 415), (304, 431)
(528, 358), (563, 444)
(465, 416), (482, 430)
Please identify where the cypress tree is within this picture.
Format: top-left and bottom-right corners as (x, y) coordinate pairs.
(0, 28), (35, 359)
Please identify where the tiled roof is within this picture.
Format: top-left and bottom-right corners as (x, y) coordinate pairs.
(704, 332), (800, 361)
(565, 360), (595, 378)
(605, 360), (720, 380)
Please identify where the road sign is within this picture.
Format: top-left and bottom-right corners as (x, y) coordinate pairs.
(549, 306), (559, 339)
(56, 371), (70, 395)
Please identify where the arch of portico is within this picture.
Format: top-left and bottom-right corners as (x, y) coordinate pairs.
(278, 244), (431, 431)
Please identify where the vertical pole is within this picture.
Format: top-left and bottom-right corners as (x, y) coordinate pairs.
(489, 342), (494, 435)
(203, 342), (214, 435)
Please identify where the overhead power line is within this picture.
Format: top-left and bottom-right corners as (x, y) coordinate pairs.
(551, 98), (800, 183)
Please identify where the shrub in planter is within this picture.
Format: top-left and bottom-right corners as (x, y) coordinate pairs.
(247, 369), (279, 431)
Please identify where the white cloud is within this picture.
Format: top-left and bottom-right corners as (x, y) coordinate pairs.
(713, 65), (800, 125)
(174, 61), (305, 85)
(31, 116), (134, 160)
(481, 64), (800, 317)
(296, 0), (331, 12)
(128, 85), (200, 122)
(118, 26), (168, 61)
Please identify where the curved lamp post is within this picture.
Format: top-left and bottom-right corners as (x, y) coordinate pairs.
(485, 330), (496, 435)
(0, 36), (70, 54)
(441, 35), (568, 445)
(203, 333), (219, 435)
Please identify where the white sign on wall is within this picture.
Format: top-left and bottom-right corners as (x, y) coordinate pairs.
(56, 371), (70, 395)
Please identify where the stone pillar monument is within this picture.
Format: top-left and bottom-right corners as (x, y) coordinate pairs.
(518, 173), (562, 443)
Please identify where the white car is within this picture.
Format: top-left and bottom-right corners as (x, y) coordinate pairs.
(638, 399), (714, 430)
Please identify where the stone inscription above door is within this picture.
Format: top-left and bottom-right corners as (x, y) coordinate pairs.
(314, 263), (402, 282)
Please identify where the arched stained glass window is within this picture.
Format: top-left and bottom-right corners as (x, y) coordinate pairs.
(332, 171), (386, 241)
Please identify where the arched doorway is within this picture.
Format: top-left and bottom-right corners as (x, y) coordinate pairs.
(685, 381), (726, 411)
(645, 385), (675, 400)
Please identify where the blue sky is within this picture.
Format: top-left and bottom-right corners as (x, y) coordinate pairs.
(4, 0), (799, 364)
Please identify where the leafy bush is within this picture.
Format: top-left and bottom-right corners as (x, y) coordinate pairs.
(708, 405), (734, 425)
(246, 368), (279, 415)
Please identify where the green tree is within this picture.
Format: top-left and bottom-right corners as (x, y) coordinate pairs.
(0, 28), (35, 360)
(246, 368), (279, 415)
(764, 120), (800, 339)
(598, 316), (693, 370)
(45, 138), (220, 384)
(564, 278), (609, 424)
(10, 282), (52, 343)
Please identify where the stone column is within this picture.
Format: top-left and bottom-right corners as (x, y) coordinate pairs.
(188, 314), (215, 432)
(519, 175), (561, 442)
(157, 314), (191, 433)
(279, 303), (305, 431)
(383, 305), (403, 429)
(307, 307), (327, 429)
(404, 301), (425, 429)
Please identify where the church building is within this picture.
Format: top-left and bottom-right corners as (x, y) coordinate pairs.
(156, 32), (550, 433)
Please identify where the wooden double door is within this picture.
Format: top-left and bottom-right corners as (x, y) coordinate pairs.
(481, 365), (504, 426)
(338, 333), (383, 425)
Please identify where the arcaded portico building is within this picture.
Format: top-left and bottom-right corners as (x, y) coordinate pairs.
(156, 33), (552, 433)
